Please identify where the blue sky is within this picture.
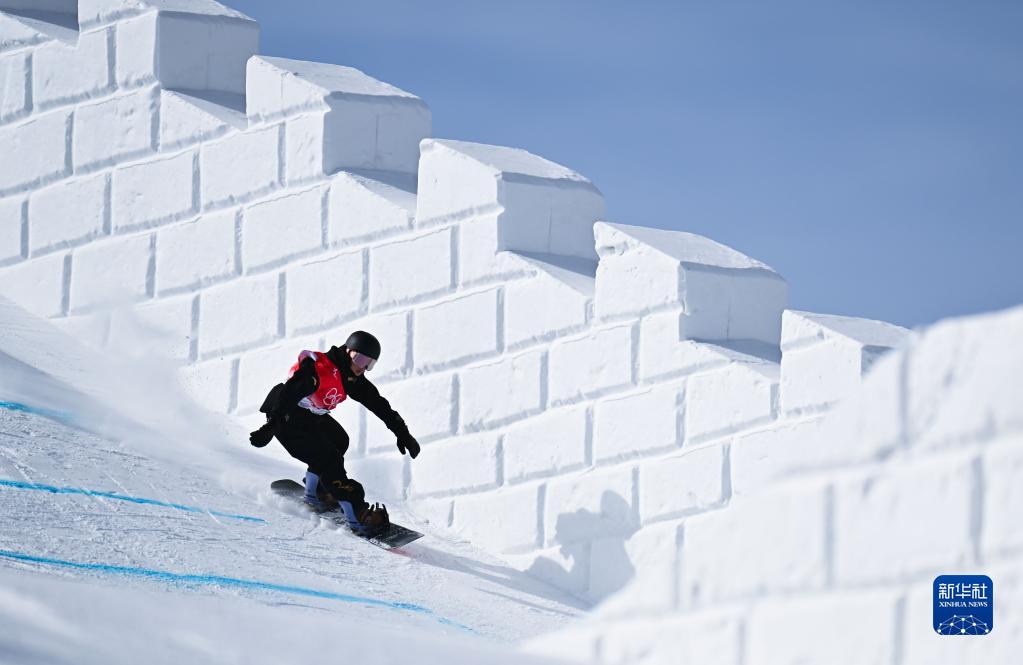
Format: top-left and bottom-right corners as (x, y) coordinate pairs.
(231, 0), (1023, 329)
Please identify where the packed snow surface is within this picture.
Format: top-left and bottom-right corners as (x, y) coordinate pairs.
(0, 332), (583, 663)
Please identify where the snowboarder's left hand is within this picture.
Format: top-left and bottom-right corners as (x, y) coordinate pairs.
(396, 433), (420, 459)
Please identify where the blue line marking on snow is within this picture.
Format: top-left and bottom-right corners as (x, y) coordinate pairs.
(0, 400), (75, 424)
(0, 549), (476, 634)
(0, 479), (267, 524)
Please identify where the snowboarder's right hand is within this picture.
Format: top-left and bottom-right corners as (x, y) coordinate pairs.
(249, 423), (274, 448)
(396, 433), (420, 459)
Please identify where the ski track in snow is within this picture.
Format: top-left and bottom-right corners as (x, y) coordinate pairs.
(0, 406), (586, 650)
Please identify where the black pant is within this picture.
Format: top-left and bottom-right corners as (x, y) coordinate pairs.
(273, 406), (367, 514)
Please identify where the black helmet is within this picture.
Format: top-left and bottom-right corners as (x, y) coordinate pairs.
(344, 330), (381, 360)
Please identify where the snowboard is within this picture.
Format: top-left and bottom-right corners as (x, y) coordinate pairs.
(270, 479), (423, 549)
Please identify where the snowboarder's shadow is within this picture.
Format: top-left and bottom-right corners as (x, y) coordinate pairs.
(526, 490), (639, 603)
(406, 544), (590, 612)
(408, 490), (638, 608)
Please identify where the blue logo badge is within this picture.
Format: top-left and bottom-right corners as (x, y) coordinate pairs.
(933, 575), (993, 635)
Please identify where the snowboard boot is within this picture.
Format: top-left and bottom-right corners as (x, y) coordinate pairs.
(338, 501), (389, 536)
(302, 471), (337, 512)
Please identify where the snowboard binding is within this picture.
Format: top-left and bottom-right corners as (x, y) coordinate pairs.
(360, 502), (390, 532)
(339, 501), (389, 537)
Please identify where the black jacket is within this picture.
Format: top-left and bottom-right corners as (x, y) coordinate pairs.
(269, 346), (410, 439)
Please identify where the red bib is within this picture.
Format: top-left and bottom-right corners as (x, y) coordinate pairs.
(288, 351), (346, 414)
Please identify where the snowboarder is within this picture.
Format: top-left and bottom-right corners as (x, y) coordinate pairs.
(248, 330), (420, 535)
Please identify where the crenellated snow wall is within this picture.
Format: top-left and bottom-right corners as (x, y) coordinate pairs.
(526, 304), (1023, 664)
(6, 4), (1014, 638)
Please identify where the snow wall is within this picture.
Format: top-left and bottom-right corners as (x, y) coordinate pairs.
(0, 5), (1019, 658)
(527, 304), (1023, 664)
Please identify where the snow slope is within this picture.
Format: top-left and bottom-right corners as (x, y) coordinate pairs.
(0, 299), (583, 664)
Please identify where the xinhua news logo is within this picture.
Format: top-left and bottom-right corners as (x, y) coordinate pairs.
(933, 575), (993, 635)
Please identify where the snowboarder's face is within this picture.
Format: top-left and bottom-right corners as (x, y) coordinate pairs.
(348, 350), (369, 376)
(348, 349), (377, 375)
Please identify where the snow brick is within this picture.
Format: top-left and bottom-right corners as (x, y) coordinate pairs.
(0, 252), (66, 318)
(504, 253), (593, 349)
(780, 309), (910, 415)
(28, 173), (107, 254)
(198, 273), (278, 356)
(246, 56), (430, 174)
(593, 382), (681, 463)
(241, 187), (324, 271)
(638, 443), (724, 523)
(113, 5), (257, 95)
(684, 347), (778, 443)
(368, 227), (452, 309)
(32, 27), (111, 109)
(73, 88), (158, 171)
(0, 109), (70, 194)
(413, 289), (500, 371)
(69, 233), (152, 312)
(409, 433), (500, 496)
(0, 51), (30, 122)
(416, 138), (604, 262)
(459, 349), (544, 431)
(200, 125), (280, 207)
(327, 170), (415, 245)
(364, 371), (455, 451)
(503, 405), (588, 484)
(548, 323), (633, 406)
(453, 482), (542, 554)
(285, 249), (364, 334)
(155, 210), (236, 293)
(112, 150), (196, 231)
(595, 222), (787, 345)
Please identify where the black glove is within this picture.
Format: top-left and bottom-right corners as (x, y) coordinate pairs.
(396, 433), (420, 459)
(249, 423), (274, 448)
